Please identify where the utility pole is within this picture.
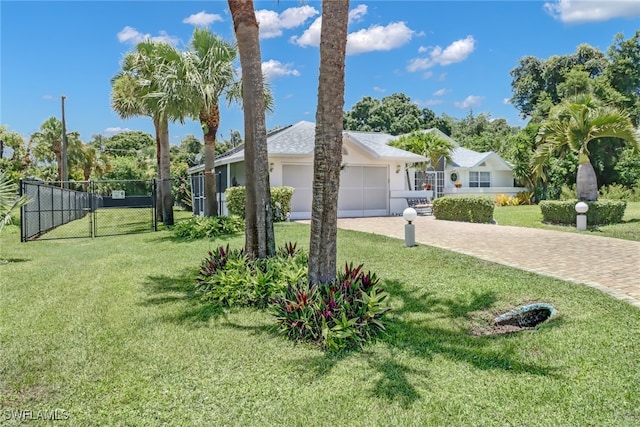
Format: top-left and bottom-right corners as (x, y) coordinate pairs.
(0, 138), (4, 159)
(61, 95), (68, 187)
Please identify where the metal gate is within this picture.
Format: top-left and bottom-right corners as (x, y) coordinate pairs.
(20, 179), (157, 241)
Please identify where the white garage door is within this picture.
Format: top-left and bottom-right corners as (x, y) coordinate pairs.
(283, 164), (313, 220)
(283, 164), (388, 219)
(338, 165), (388, 217)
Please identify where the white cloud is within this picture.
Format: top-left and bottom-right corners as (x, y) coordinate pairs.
(407, 35), (476, 72)
(544, 0), (640, 23)
(104, 127), (130, 135)
(418, 46), (428, 53)
(422, 71), (434, 80)
(290, 16), (322, 47)
(349, 4), (368, 23)
(373, 86), (386, 93)
(454, 95), (484, 109)
(423, 99), (445, 106)
(433, 88), (448, 97)
(262, 59), (301, 79)
(182, 11), (223, 26)
(117, 26), (180, 45)
(291, 5), (413, 55)
(42, 95), (53, 100)
(503, 98), (512, 105)
(347, 22), (415, 55)
(256, 6), (318, 39)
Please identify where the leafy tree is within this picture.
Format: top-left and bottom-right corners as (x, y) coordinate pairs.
(533, 95), (639, 201)
(102, 131), (154, 157)
(228, 0), (276, 259)
(0, 126), (32, 182)
(605, 31), (640, 126)
(308, 0), (349, 285)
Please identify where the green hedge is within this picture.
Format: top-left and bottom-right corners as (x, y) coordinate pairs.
(225, 186), (294, 222)
(539, 200), (627, 226)
(432, 196), (495, 223)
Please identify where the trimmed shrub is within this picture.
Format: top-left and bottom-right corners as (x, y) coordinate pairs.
(172, 215), (244, 239)
(197, 242), (308, 308)
(539, 200), (627, 226)
(271, 262), (390, 351)
(432, 196), (495, 223)
(225, 186), (294, 222)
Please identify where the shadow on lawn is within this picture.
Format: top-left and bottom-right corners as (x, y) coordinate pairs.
(141, 268), (225, 325)
(224, 277), (560, 408)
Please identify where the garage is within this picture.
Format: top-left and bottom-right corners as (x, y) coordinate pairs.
(283, 164), (388, 219)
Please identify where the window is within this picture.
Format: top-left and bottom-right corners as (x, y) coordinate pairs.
(469, 171), (490, 188)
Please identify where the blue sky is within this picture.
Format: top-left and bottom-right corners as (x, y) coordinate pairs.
(2, 1), (640, 145)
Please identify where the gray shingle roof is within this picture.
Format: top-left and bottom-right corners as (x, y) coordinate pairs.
(212, 121), (426, 163)
(449, 146), (511, 170)
(345, 131), (427, 161)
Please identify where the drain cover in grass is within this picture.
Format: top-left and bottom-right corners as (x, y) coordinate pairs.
(493, 303), (557, 328)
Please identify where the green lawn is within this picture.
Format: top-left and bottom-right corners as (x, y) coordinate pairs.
(494, 201), (640, 242)
(1, 222), (639, 426)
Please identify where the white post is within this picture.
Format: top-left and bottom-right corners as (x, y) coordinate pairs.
(575, 202), (589, 231)
(403, 208), (417, 247)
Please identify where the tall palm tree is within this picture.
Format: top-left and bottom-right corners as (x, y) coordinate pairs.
(308, 0), (350, 285)
(186, 28), (239, 217)
(533, 94), (639, 201)
(30, 117), (63, 181)
(228, 0), (276, 259)
(111, 40), (196, 225)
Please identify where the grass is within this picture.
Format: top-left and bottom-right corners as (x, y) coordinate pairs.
(1, 221), (639, 426)
(27, 207), (156, 240)
(494, 201), (640, 242)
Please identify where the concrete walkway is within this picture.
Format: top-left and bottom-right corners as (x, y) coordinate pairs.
(335, 216), (640, 308)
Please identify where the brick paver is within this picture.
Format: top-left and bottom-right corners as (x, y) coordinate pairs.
(335, 216), (640, 308)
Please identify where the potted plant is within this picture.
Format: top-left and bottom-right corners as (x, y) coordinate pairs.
(422, 183), (432, 191)
(454, 182), (462, 188)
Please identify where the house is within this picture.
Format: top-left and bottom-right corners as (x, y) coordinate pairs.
(188, 121), (526, 219)
(415, 128), (526, 199)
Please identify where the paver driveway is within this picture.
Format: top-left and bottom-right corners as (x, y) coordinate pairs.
(335, 216), (640, 308)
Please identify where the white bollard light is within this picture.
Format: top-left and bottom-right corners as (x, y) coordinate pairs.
(575, 201), (589, 231)
(403, 207), (418, 247)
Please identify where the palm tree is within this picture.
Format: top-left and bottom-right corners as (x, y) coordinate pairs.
(185, 28), (239, 217)
(308, 0), (350, 285)
(30, 117), (63, 181)
(111, 40), (196, 225)
(0, 172), (30, 233)
(228, 0), (276, 259)
(533, 95), (639, 201)
(78, 144), (112, 191)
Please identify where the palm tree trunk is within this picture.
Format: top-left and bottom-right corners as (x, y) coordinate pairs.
(153, 118), (163, 222)
(577, 154), (598, 201)
(201, 106), (220, 217)
(157, 118), (174, 225)
(308, 0), (350, 285)
(228, 0), (275, 259)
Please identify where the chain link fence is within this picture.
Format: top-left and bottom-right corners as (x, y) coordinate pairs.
(20, 179), (157, 241)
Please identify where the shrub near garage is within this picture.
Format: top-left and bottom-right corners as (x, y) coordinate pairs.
(225, 186), (294, 221)
(539, 200), (627, 225)
(172, 215), (244, 239)
(433, 196), (495, 223)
